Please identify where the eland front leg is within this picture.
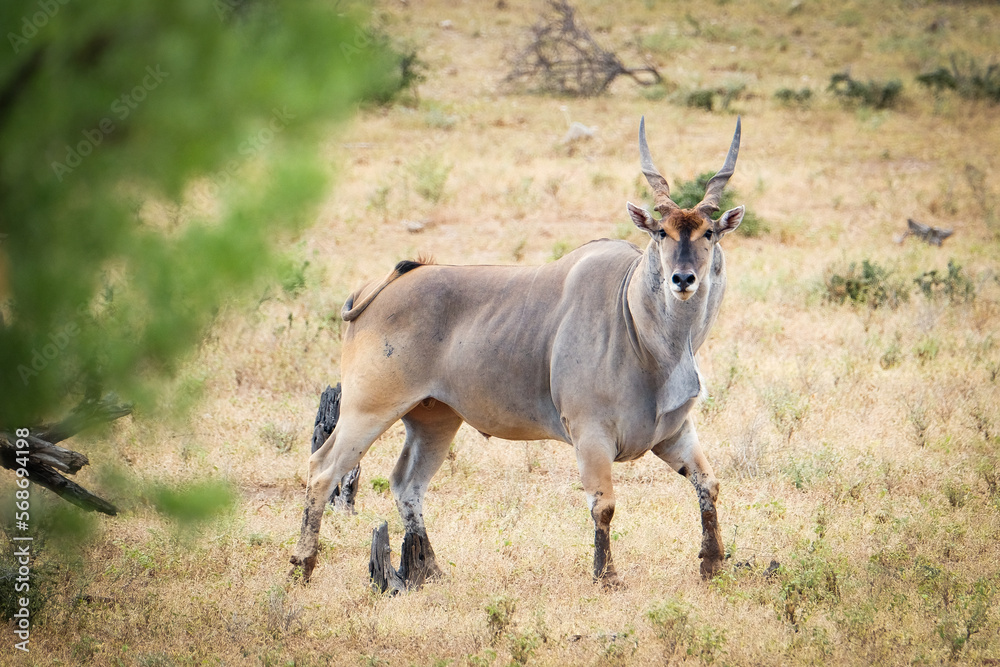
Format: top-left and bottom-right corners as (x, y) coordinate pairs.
(652, 418), (724, 579)
(574, 439), (621, 587)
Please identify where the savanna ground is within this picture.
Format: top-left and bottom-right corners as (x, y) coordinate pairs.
(5, 0), (1000, 665)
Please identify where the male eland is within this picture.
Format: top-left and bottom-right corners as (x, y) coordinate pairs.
(291, 117), (745, 588)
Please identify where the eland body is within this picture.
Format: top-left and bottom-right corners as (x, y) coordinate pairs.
(291, 117), (745, 586)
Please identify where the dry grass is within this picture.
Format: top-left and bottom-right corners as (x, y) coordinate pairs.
(5, 0), (1000, 665)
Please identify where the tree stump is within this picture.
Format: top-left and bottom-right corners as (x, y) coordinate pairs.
(369, 521), (439, 594)
(310, 384), (360, 512)
(369, 521), (407, 595)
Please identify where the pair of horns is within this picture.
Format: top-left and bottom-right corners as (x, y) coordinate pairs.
(639, 115), (741, 216)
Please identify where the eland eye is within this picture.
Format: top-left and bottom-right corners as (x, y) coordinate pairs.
(704, 229), (714, 241)
(657, 230), (667, 240)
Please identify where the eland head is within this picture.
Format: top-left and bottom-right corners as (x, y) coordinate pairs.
(626, 117), (745, 302)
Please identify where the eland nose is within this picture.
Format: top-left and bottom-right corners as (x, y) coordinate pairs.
(671, 271), (697, 290)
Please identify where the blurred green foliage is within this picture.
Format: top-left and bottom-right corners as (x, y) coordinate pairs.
(828, 72), (903, 109)
(917, 53), (1000, 103)
(149, 479), (235, 524)
(824, 259), (910, 309)
(0, 0), (396, 426)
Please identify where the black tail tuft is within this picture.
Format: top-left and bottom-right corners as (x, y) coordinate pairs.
(394, 260), (424, 276)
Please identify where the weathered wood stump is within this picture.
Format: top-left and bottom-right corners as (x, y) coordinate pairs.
(369, 522), (407, 594)
(311, 384), (359, 512)
(0, 393), (131, 515)
(369, 521), (439, 594)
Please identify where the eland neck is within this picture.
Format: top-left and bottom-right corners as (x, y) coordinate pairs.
(625, 241), (719, 369)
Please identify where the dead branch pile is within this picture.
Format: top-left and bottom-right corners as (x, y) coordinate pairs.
(503, 0), (661, 97)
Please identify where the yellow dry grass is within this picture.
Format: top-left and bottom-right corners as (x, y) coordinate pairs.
(7, 1), (1000, 665)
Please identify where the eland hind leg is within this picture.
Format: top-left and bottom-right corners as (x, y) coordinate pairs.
(387, 399), (464, 589)
(652, 417), (724, 579)
(290, 408), (400, 581)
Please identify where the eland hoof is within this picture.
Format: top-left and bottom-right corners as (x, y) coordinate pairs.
(288, 554), (317, 583)
(699, 557), (723, 580)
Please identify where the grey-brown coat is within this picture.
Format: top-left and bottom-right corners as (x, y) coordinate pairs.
(291, 117), (745, 587)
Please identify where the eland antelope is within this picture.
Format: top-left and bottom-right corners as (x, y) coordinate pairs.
(291, 117), (745, 587)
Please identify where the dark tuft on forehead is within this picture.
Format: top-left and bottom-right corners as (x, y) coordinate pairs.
(667, 209), (708, 235)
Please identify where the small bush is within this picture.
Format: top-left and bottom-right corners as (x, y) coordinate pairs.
(509, 629), (541, 665)
(935, 577), (995, 659)
(777, 540), (846, 630)
(641, 83), (671, 101)
(264, 585), (303, 637)
(914, 260), (975, 304)
(646, 598), (692, 659)
(278, 260), (310, 296)
(370, 475), (390, 495)
(828, 72), (903, 109)
(943, 481), (971, 508)
(551, 240), (574, 260)
(684, 82), (746, 112)
(686, 89), (715, 111)
(880, 336), (902, 369)
(917, 53), (1000, 103)
(914, 336), (940, 365)
(366, 42), (427, 107)
(774, 87), (813, 106)
(976, 456), (998, 497)
(485, 595), (516, 643)
(409, 155), (452, 204)
(824, 259), (909, 309)
(260, 421), (297, 454)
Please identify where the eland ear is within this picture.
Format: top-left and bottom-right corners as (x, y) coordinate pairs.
(626, 202), (659, 234)
(716, 205), (745, 237)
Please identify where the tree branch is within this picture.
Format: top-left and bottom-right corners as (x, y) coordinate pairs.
(1, 393), (131, 516)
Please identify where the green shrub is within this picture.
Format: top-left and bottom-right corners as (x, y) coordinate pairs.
(260, 422), (297, 453)
(824, 259), (909, 309)
(917, 53), (1000, 103)
(409, 155), (452, 204)
(370, 475), (390, 495)
(670, 172), (768, 237)
(646, 598), (692, 659)
(686, 89), (715, 111)
(551, 240), (574, 261)
(935, 577), (995, 659)
(777, 540), (846, 630)
(774, 87), (813, 106)
(685, 83), (746, 112)
(914, 260), (975, 303)
(485, 595), (516, 644)
(509, 629), (541, 665)
(829, 72), (903, 109)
